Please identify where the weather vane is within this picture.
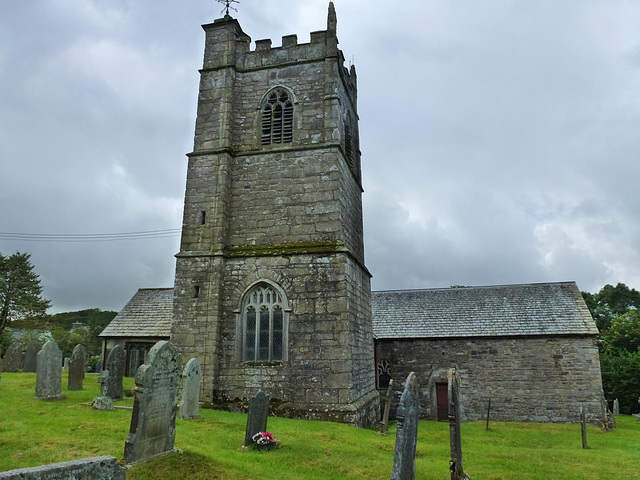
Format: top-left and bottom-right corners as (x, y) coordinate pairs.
(216, 0), (239, 16)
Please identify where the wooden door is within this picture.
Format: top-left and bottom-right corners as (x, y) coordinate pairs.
(436, 382), (449, 421)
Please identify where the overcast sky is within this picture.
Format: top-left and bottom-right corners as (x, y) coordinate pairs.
(2, 0), (640, 313)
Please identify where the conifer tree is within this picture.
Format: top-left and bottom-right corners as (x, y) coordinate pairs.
(0, 252), (51, 335)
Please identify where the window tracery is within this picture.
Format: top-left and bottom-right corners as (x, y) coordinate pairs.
(261, 88), (294, 145)
(242, 283), (285, 362)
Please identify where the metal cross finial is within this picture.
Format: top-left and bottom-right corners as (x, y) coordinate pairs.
(216, 0), (239, 16)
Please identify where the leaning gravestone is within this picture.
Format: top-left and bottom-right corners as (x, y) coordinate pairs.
(68, 344), (86, 391)
(35, 340), (65, 401)
(380, 379), (395, 435)
(448, 368), (470, 480)
(391, 372), (420, 480)
(0, 455), (125, 480)
(23, 341), (40, 373)
(179, 358), (202, 420)
(3, 343), (22, 372)
(124, 340), (180, 464)
(103, 344), (125, 399)
(244, 390), (270, 447)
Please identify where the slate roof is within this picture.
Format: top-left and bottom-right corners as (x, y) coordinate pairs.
(99, 288), (173, 338)
(371, 282), (598, 339)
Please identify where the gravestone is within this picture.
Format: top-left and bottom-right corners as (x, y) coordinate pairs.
(179, 358), (202, 420)
(0, 455), (125, 480)
(580, 405), (588, 449)
(92, 393), (114, 410)
(93, 370), (115, 410)
(380, 379), (394, 435)
(103, 344), (125, 399)
(448, 368), (470, 480)
(613, 398), (619, 417)
(485, 398), (491, 431)
(601, 398), (612, 431)
(68, 344), (86, 391)
(244, 390), (270, 447)
(124, 340), (180, 464)
(391, 372), (420, 480)
(3, 343), (22, 372)
(23, 341), (40, 373)
(35, 340), (65, 401)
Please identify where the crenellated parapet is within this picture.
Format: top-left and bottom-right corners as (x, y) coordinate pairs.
(200, 9), (357, 104)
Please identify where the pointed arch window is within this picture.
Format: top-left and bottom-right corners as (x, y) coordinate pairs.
(242, 283), (286, 362)
(261, 88), (294, 145)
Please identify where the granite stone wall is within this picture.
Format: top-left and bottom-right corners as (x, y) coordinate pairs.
(375, 335), (606, 424)
(172, 11), (378, 427)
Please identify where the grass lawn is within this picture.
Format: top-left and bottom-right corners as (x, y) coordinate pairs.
(0, 372), (639, 479)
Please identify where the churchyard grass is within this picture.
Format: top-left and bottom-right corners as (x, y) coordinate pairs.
(1, 372), (639, 479)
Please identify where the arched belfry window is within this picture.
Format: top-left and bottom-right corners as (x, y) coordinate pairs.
(261, 88), (294, 145)
(242, 283), (286, 362)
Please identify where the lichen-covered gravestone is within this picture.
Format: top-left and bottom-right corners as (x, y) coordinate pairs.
(391, 372), (420, 480)
(35, 340), (65, 401)
(244, 390), (270, 447)
(103, 344), (125, 399)
(3, 342), (22, 372)
(68, 344), (86, 391)
(124, 340), (180, 464)
(448, 368), (470, 480)
(179, 358), (202, 420)
(23, 341), (40, 373)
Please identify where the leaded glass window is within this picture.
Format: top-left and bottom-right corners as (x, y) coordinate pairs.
(243, 284), (285, 362)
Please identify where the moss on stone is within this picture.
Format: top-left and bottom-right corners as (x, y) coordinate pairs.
(224, 241), (344, 257)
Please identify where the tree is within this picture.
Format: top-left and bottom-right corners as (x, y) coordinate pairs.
(603, 310), (640, 354)
(0, 252), (51, 335)
(599, 351), (640, 414)
(582, 283), (640, 332)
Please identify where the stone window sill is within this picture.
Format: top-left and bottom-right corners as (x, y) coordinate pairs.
(241, 361), (283, 367)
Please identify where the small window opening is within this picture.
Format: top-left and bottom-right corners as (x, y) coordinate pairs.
(200, 211), (206, 225)
(194, 285), (200, 298)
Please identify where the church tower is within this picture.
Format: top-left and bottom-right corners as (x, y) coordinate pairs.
(172, 3), (379, 426)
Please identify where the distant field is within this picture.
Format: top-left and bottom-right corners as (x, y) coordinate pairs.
(0, 372), (638, 479)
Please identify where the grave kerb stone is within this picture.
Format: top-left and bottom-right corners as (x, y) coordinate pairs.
(0, 455), (125, 480)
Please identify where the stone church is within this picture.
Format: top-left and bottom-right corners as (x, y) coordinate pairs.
(100, 3), (605, 427)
